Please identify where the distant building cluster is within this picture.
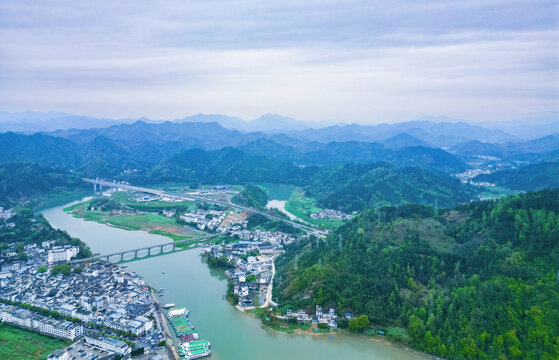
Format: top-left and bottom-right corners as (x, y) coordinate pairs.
(0, 206), (13, 220)
(310, 209), (351, 220)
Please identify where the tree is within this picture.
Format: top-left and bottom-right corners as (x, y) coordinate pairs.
(349, 315), (370, 332)
(51, 264), (71, 276)
(131, 347), (144, 357)
(37, 266), (47, 273)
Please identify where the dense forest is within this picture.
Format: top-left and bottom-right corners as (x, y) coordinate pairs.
(273, 191), (559, 359)
(137, 147), (317, 185)
(231, 184), (268, 209)
(305, 163), (476, 211)
(0, 163), (86, 207)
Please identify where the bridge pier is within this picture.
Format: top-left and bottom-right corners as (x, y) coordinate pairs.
(134, 250), (138, 258)
(160, 245), (164, 253)
(120, 253), (123, 262)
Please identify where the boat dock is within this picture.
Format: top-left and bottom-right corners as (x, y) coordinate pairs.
(166, 306), (211, 360)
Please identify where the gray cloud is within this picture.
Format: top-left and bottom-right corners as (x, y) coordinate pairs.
(0, 0), (557, 123)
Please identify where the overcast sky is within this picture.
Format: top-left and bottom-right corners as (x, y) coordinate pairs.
(0, 0), (557, 124)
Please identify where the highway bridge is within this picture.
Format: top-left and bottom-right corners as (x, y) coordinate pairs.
(83, 178), (328, 236)
(70, 234), (219, 264)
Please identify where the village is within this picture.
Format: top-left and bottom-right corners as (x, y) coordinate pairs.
(310, 209), (352, 220)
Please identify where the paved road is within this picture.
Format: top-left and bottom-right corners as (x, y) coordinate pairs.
(83, 178), (328, 236)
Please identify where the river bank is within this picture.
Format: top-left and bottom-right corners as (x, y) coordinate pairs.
(64, 197), (201, 242)
(42, 200), (429, 360)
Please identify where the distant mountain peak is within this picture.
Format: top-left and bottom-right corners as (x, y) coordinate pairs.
(382, 133), (431, 149)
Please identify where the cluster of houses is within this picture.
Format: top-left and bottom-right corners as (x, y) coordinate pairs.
(281, 306), (339, 329)
(229, 228), (302, 244)
(0, 206), (13, 220)
(180, 207), (306, 246)
(310, 209), (352, 220)
(0, 206), (15, 229)
(203, 242), (284, 308)
(180, 209), (227, 231)
(0, 241), (163, 353)
(190, 185), (232, 195)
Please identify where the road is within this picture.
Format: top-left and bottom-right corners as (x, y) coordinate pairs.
(262, 259), (277, 308)
(83, 178), (328, 236)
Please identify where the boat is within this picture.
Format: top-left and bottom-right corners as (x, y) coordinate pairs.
(159, 288), (165, 292)
(163, 303), (176, 309)
(179, 340), (211, 360)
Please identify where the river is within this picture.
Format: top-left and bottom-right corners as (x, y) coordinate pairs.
(265, 200), (299, 221)
(42, 200), (428, 360)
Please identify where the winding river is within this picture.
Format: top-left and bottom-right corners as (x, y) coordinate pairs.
(42, 200), (428, 360)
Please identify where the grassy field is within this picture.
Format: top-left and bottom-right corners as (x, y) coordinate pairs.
(65, 198), (200, 241)
(0, 323), (68, 360)
(285, 188), (347, 229)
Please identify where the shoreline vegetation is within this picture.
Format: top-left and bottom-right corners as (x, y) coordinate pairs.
(240, 307), (429, 358)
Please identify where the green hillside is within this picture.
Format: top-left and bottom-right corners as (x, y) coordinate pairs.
(305, 163), (475, 211)
(273, 191), (559, 359)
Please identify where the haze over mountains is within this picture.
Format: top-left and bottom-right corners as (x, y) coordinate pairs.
(1, 109), (559, 199)
(1, 110), (558, 142)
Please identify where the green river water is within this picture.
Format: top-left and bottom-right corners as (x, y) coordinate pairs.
(42, 200), (429, 360)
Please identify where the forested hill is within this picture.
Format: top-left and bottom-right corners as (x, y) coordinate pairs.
(0, 164), (85, 207)
(305, 163), (475, 211)
(474, 162), (559, 191)
(273, 191), (559, 359)
(137, 147), (318, 185)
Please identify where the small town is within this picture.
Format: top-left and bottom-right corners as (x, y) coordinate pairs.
(0, 240), (209, 360)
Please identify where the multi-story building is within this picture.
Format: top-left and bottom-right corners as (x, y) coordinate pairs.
(47, 246), (79, 264)
(85, 333), (132, 355)
(0, 305), (83, 340)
